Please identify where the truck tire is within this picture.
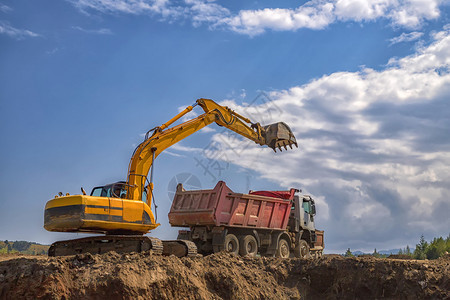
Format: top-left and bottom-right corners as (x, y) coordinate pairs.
(294, 239), (310, 259)
(224, 234), (239, 255)
(239, 235), (258, 257)
(276, 238), (290, 258)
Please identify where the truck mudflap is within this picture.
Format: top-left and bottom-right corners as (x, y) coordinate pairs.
(310, 246), (324, 258)
(48, 235), (197, 257)
(310, 230), (324, 258)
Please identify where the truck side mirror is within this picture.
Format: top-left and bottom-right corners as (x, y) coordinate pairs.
(311, 204), (316, 216)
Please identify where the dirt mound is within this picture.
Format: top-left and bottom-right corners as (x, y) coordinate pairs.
(0, 252), (448, 299)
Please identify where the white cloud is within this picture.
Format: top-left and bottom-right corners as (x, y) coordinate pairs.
(334, 0), (442, 28)
(389, 31), (424, 45)
(170, 143), (203, 153)
(223, 0), (445, 35)
(68, 0), (182, 18)
(200, 127), (216, 133)
(72, 25), (113, 34)
(386, 0), (442, 28)
(70, 0), (162, 14)
(0, 21), (40, 39)
(0, 4), (12, 13)
(46, 47), (60, 55)
(68, 0), (448, 36)
(220, 2), (335, 35)
(186, 0), (230, 27)
(334, 0), (390, 20)
(175, 25), (450, 251)
(161, 150), (186, 158)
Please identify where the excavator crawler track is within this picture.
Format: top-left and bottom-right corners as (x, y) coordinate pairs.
(148, 236), (164, 255)
(48, 235), (191, 257)
(162, 239), (198, 257)
(182, 240), (198, 257)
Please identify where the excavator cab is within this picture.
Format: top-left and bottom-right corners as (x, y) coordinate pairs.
(91, 182), (127, 199)
(263, 122), (297, 152)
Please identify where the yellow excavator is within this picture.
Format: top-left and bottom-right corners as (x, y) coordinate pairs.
(44, 98), (297, 257)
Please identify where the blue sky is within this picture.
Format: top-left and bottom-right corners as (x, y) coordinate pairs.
(1, 0), (449, 253)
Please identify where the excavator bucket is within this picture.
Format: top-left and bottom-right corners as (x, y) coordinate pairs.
(263, 122), (298, 152)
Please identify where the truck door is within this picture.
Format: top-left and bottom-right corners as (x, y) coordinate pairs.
(302, 197), (315, 231)
(288, 195), (301, 232)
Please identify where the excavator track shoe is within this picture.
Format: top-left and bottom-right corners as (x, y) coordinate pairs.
(148, 236), (164, 255)
(162, 239), (198, 257)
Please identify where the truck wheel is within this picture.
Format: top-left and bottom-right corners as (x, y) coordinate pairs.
(276, 239), (290, 258)
(239, 235), (258, 257)
(224, 234), (239, 255)
(294, 239), (310, 258)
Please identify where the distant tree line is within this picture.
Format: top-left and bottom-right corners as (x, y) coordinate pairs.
(344, 234), (450, 260)
(408, 234), (450, 260)
(0, 240), (48, 255)
(344, 248), (391, 258)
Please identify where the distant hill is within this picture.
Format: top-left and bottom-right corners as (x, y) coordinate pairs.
(379, 249), (401, 255)
(346, 249), (401, 256)
(0, 240), (49, 255)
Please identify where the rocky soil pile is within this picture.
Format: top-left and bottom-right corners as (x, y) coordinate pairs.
(0, 252), (448, 299)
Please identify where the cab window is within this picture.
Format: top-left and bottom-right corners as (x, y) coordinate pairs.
(112, 184), (127, 198)
(90, 186), (112, 197)
(142, 189), (147, 202)
(91, 187), (103, 197)
(302, 201), (311, 214)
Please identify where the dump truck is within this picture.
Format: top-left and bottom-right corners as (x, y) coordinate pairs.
(44, 98), (297, 257)
(169, 181), (324, 258)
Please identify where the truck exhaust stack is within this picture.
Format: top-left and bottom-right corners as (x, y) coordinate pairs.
(262, 122), (298, 152)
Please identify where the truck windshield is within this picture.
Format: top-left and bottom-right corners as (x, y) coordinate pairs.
(302, 201), (311, 214)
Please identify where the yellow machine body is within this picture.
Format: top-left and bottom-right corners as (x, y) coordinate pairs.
(44, 195), (158, 234)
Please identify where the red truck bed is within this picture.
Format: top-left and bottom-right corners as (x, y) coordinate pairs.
(168, 181), (295, 230)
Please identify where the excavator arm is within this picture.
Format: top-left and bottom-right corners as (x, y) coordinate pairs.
(126, 98), (297, 204)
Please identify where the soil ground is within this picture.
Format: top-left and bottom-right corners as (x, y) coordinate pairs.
(0, 252), (448, 299)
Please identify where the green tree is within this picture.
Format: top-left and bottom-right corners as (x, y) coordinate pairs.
(372, 248), (381, 258)
(398, 248), (403, 255)
(12, 241), (30, 252)
(405, 245), (412, 256)
(425, 237), (447, 259)
(414, 235), (428, 260)
(344, 248), (354, 257)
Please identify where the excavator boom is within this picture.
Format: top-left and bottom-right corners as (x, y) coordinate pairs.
(127, 98), (297, 204)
